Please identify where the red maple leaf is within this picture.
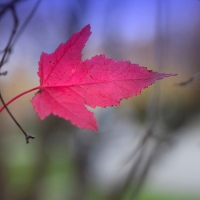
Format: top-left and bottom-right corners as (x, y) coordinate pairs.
(0, 25), (176, 130)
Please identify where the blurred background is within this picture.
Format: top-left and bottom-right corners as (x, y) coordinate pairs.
(0, 0), (200, 200)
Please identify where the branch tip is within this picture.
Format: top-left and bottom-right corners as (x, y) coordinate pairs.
(0, 71), (8, 75)
(26, 135), (35, 144)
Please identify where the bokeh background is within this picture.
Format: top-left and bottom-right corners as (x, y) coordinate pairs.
(0, 0), (200, 200)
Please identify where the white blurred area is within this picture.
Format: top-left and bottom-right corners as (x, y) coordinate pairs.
(88, 109), (200, 196)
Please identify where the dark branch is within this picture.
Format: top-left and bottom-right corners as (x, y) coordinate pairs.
(0, 71), (7, 76)
(0, 0), (41, 143)
(176, 71), (200, 86)
(0, 0), (42, 70)
(0, 0), (24, 17)
(0, 4), (19, 70)
(0, 92), (35, 144)
(11, 0), (42, 47)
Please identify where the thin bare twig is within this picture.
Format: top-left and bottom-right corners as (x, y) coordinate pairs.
(0, 0), (42, 72)
(130, 141), (160, 200)
(116, 1), (171, 199)
(0, 0), (24, 17)
(11, 0), (42, 47)
(0, 92), (35, 143)
(0, 0), (42, 143)
(0, 71), (7, 76)
(176, 71), (200, 86)
(0, 4), (19, 73)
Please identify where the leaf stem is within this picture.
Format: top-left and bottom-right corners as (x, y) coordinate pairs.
(0, 86), (40, 112)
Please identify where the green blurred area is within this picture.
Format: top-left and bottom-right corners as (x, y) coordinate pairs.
(1, 133), (200, 200)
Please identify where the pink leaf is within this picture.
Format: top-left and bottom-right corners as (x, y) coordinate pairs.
(31, 24), (175, 130)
